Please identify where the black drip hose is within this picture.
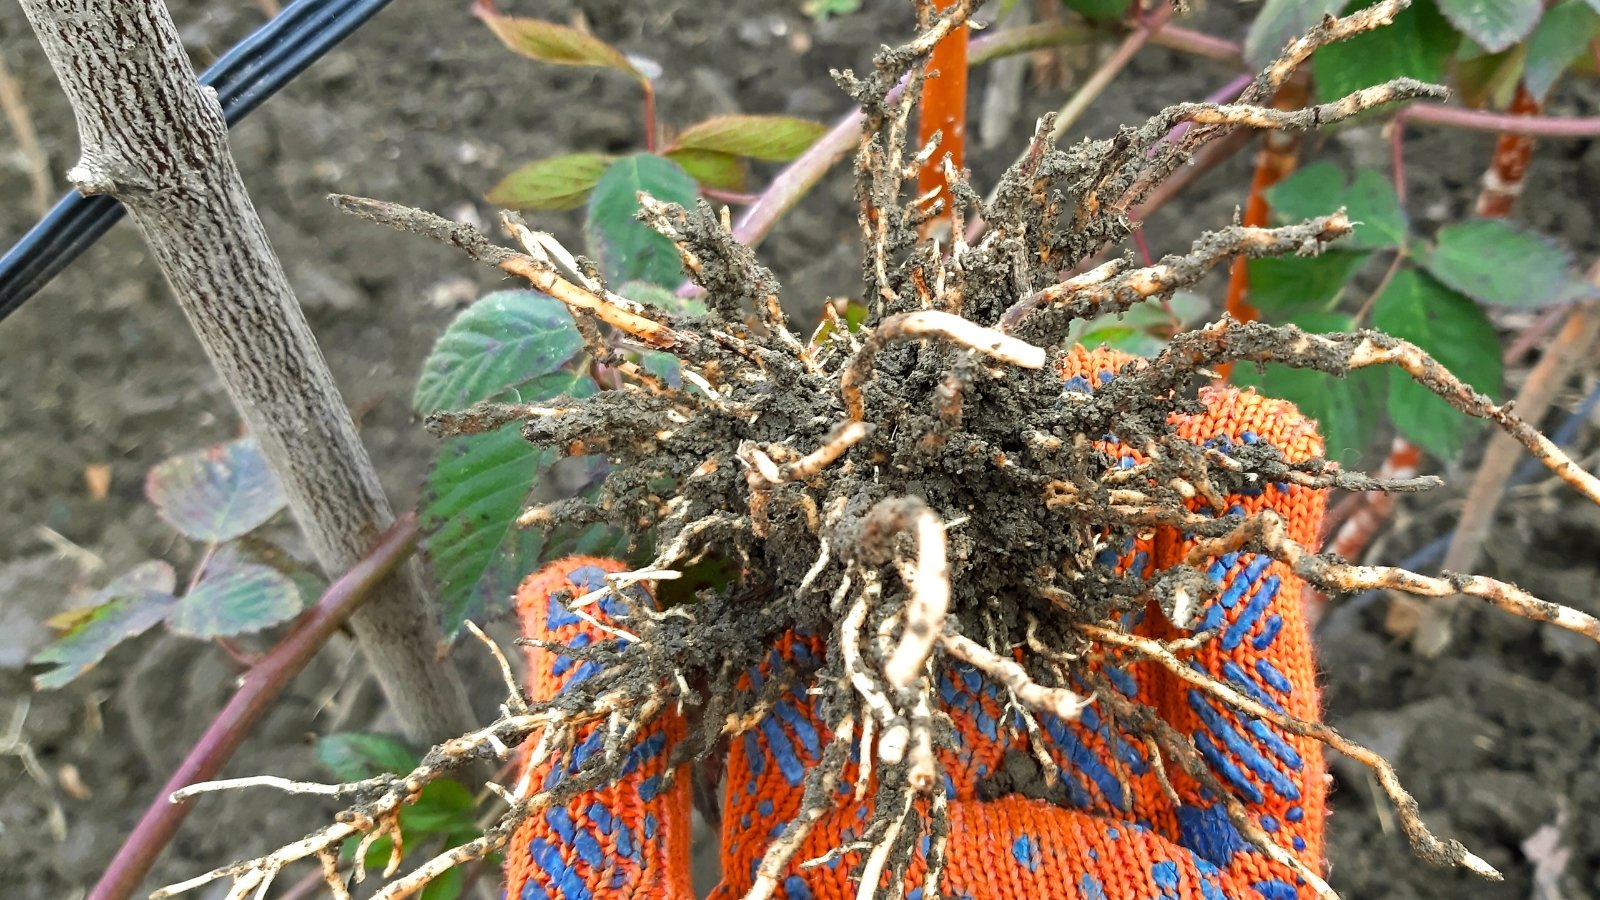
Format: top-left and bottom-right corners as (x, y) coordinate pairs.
(0, 0), (393, 322)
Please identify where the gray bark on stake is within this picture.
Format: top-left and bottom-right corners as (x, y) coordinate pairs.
(21, 0), (475, 742)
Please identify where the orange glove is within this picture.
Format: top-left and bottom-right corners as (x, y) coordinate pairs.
(505, 347), (1329, 899)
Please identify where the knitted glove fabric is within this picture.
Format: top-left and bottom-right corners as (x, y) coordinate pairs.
(504, 558), (695, 900)
(505, 347), (1329, 900)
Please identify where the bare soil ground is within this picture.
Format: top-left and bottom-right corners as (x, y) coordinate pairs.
(1, 1), (1597, 898)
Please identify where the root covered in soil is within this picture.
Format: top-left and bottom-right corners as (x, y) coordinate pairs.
(157, 3), (1600, 898)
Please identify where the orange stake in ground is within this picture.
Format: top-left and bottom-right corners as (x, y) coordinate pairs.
(916, 0), (968, 235)
(1218, 81), (1308, 380)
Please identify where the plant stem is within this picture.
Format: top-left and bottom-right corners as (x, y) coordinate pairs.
(968, 20), (1095, 65)
(1050, 3), (1173, 142)
(1438, 302), (1600, 571)
(86, 513), (419, 900)
(1147, 23), (1244, 65)
(733, 19), (1090, 249)
(1400, 102), (1600, 137)
(21, 0), (474, 744)
(1473, 84), (1541, 218)
(701, 187), (762, 206)
(1147, 25), (1600, 138)
(642, 80), (658, 153)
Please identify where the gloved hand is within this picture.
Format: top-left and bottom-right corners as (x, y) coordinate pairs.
(503, 346), (1329, 900)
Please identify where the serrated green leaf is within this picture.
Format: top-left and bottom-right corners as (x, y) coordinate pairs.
(1245, 0), (1347, 69)
(401, 779), (477, 836)
(1313, 0), (1459, 104)
(32, 562), (178, 689)
(663, 148), (748, 192)
(473, 1), (643, 81)
(1063, 0), (1133, 23)
(586, 154), (700, 290)
(1266, 163), (1406, 250)
(422, 371), (597, 636)
(1246, 251), (1370, 313)
(1370, 269), (1502, 459)
(1420, 219), (1583, 308)
(167, 563), (302, 638)
(486, 154), (613, 211)
(1525, 0), (1600, 100)
(670, 116), (828, 162)
(1436, 0), (1541, 53)
(145, 438), (287, 543)
(208, 538), (325, 608)
(415, 291), (584, 414)
(1234, 312), (1383, 465)
(316, 732), (421, 781)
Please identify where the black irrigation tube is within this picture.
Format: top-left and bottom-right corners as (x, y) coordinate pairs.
(0, 0), (393, 322)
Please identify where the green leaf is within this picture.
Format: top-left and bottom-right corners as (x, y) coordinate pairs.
(586, 154), (700, 290)
(208, 537), (325, 608)
(1524, 0), (1600, 100)
(1234, 312), (1383, 465)
(422, 371), (597, 636)
(1062, 0), (1133, 23)
(1453, 44), (1528, 109)
(341, 833), (394, 870)
(145, 438), (287, 543)
(809, 300), (871, 348)
(1266, 163), (1407, 250)
(614, 282), (705, 389)
(315, 732), (421, 781)
(1246, 251), (1370, 313)
(1370, 269), (1502, 459)
(1077, 324), (1164, 357)
(32, 562), (178, 689)
(472, 1), (643, 81)
(1436, 0), (1541, 53)
(670, 116), (829, 162)
(1313, 0), (1459, 104)
(1420, 219), (1584, 309)
(401, 779), (477, 836)
(167, 562), (302, 638)
(1245, 0), (1347, 69)
(486, 154), (613, 212)
(617, 280), (707, 317)
(664, 148), (748, 192)
(415, 291), (585, 414)
(1065, 292), (1210, 357)
(420, 865), (467, 900)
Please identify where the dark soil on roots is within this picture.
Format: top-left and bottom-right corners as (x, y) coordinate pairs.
(1, 1), (1597, 898)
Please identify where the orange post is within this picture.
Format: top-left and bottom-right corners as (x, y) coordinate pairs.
(1217, 82), (1308, 379)
(917, 0), (968, 232)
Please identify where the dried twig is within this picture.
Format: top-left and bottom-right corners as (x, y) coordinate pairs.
(331, 195), (695, 353)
